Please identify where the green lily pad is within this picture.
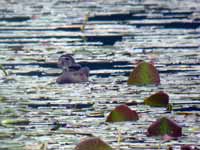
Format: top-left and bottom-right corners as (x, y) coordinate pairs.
(106, 104), (139, 122)
(1, 119), (30, 126)
(0, 64), (8, 76)
(147, 117), (182, 137)
(144, 91), (169, 107)
(128, 61), (160, 85)
(0, 96), (7, 103)
(75, 137), (113, 150)
(0, 132), (15, 139)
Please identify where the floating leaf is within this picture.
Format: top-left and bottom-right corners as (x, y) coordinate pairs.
(75, 137), (113, 150)
(147, 117), (182, 137)
(0, 64), (8, 76)
(106, 104), (139, 122)
(1, 119), (30, 126)
(0, 96), (7, 103)
(128, 61), (160, 85)
(144, 91), (169, 107)
(0, 132), (15, 139)
(0, 108), (16, 115)
(181, 145), (198, 150)
(25, 142), (48, 150)
(87, 112), (104, 117)
(50, 120), (61, 131)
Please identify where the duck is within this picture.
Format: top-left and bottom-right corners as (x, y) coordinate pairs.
(56, 54), (90, 84)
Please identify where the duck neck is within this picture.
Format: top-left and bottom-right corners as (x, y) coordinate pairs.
(63, 66), (69, 72)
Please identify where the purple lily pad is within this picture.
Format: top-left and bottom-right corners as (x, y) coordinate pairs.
(106, 104), (139, 122)
(128, 61), (160, 85)
(181, 145), (193, 150)
(147, 117), (182, 137)
(75, 137), (113, 150)
(144, 91), (169, 107)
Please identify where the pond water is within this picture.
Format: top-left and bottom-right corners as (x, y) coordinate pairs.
(0, 0), (200, 149)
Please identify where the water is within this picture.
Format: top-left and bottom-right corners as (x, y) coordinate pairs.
(0, 0), (200, 149)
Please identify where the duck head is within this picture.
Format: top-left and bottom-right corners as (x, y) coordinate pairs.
(58, 54), (75, 68)
(58, 54), (81, 71)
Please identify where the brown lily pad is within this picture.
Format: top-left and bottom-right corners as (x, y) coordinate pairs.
(75, 137), (113, 150)
(147, 117), (182, 137)
(128, 61), (160, 85)
(106, 104), (139, 122)
(144, 91), (169, 107)
(181, 145), (193, 150)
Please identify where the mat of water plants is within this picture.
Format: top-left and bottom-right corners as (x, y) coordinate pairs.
(0, 0), (200, 149)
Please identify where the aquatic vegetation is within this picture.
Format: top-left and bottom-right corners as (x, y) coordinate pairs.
(181, 145), (199, 150)
(50, 120), (61, 131)
(1, 119), (30, 127)
(0, 108), (18, 118)
(128, 61), (160, 85)
(81, 13), (90, 32)
(81, 13), (90, 42)
(25, 142), (48, 150)
(144, 91), (169, 107)
(0, 0), (199, 149)
(0, 64), (8, 76)
(75, 137), (113, 150)
(147, 117), (182, 137)
(106, 104), (139, 122)
(0, 132), (15, 139)
(0, 96), (7, 103)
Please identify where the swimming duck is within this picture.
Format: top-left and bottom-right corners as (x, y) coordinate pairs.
(56, 54), (89, 84)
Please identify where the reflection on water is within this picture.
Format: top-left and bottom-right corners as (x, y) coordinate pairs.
(0, 0), (200, 149)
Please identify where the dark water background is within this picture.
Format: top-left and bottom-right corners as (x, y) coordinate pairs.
(0, 0), (200, 149)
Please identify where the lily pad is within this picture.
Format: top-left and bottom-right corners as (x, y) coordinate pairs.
(181, 145), (192, 150)
(144, 91), (169, 107)
(106, 104), (139, 122)
(1, 119), (30, 126)
(0, 132), (15, 139)
(75, 137), (113, 150)
(147, 117), (182, 137)
(127, 61), (160, 85)
(0, 96), (7, 103)
(0, 64), (8, 76)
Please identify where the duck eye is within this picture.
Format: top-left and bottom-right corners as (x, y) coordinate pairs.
(65, 58), (69, 60)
